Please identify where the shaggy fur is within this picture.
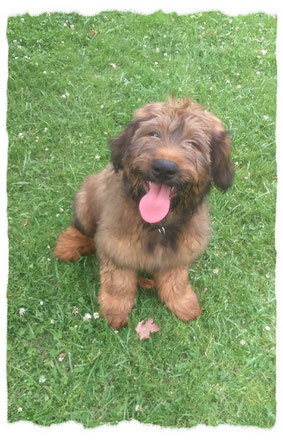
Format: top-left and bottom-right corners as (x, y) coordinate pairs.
(55, 98), (234, 329)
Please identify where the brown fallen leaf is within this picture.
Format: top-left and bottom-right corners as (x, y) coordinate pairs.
(23, 219), (28, 227)
(138, 277), (155, 289)
(136, 318), (160, 340)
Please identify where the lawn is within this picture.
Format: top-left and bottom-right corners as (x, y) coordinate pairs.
(6, 10), (277, 428)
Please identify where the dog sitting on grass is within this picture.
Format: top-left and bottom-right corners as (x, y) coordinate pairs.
(55, 97), (234, 329)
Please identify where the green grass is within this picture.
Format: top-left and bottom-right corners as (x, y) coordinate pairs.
(6, 10), (277, 428)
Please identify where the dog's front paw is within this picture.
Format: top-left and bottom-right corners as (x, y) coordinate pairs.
(98, 291), (134, 329)
(167, 286), (201, 322)
(103, 313), (129, 330)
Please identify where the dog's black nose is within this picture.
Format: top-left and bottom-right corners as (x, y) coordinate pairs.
(151, 159), (179, 181)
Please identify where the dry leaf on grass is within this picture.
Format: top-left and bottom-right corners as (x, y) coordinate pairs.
(136, 318), (160, 340)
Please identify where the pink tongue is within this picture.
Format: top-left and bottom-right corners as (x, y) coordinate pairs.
(139, 183), (171, 223)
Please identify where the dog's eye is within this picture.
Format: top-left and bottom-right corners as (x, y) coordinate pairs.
(148, 132), (160, 138)
(184, 140), (198, 149)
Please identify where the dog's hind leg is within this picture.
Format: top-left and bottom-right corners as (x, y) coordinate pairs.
(55, 175), (99, 261)
(54, 226), (95, 261)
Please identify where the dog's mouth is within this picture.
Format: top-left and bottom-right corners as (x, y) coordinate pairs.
(139, 181), (177, 224)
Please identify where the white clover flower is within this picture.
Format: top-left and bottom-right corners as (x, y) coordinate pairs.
(18, 133), (24, 139)
(213, 268), (219, 275)
(39, 375), (46, 384)
(93, 312), (100, 319)
(19, 308), (26, 315)
(40, 301), (44, 305)
(263, 115), (269, 120)
(155, 48), (160, 53)
(135, 404), (143, 412)
(163, 52), (168, 56)
(83, 313), (92, 321)
(18, 407), (23, 412)
(43, 70), (47, 74)
(261, 49), (267, 55)
(240, 339), (246, 345)
(58, 353), (66, 362)
(265, 326), (270, 331)
(256, 71), (261, 75)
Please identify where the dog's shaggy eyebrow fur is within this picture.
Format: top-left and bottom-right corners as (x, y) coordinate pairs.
(55, 97), (234, 329)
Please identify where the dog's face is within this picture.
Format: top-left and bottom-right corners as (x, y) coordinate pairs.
(110, 98), (234, 224)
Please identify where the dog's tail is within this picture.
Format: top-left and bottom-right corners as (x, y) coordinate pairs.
(54, 226), (95, 261)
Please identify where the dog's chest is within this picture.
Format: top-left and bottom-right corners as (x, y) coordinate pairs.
(95, 218), (197, 273)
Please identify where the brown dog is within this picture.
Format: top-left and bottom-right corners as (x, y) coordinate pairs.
(55, 98), (234, 329)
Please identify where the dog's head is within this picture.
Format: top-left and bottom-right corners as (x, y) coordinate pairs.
(110, 98), (234, 224)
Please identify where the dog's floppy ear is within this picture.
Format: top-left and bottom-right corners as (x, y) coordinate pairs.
(110, 120), (140, 172)
(210, 130), (234, 191)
